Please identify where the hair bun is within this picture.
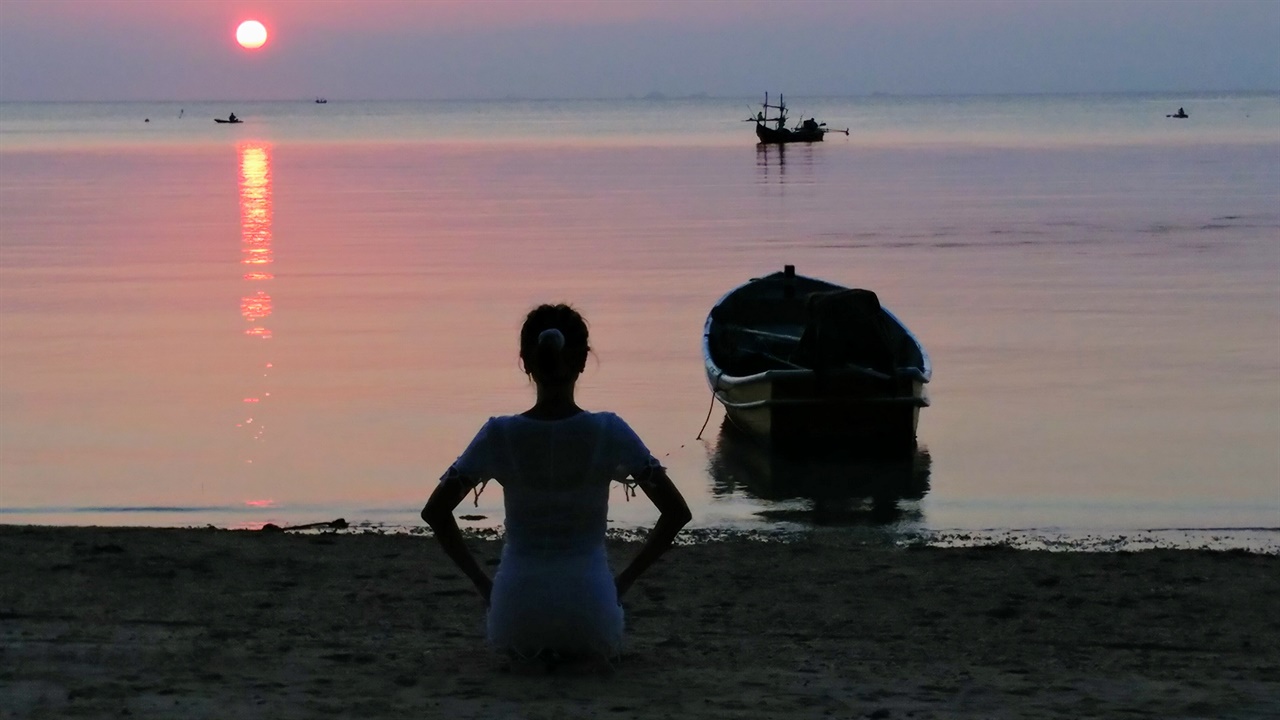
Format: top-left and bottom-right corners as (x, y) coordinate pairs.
(537, 328), (565, 350)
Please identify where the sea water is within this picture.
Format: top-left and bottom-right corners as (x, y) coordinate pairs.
(1, 93), (1277, 550)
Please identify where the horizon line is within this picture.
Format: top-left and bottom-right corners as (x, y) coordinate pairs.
(3, 88), (1278, 104)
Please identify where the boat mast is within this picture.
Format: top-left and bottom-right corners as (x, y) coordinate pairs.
(760, 92), (788, 128)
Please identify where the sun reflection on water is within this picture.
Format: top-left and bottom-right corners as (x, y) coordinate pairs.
(237, 143), (273, 464)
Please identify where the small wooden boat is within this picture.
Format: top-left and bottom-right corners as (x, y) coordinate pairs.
(748, 93), (847, 144)
(703, 265), (931, 454)
(214, 116), (243, 124)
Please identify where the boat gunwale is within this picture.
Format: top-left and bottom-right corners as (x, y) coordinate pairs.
(707, 364), (931, 388)
(701, 270), (933, 388)
(713, 394), (930, 411)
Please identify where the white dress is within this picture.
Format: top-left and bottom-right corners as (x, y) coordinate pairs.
(444, 411), (659, 658)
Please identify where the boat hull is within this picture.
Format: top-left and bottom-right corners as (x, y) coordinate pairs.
(709, 368), (925, 454)
(755, 123), (825, 144)
(703, 268), (931, 456)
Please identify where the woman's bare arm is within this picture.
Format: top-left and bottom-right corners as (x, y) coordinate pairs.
(615, 467), (692, 599)
(422, 475), (493, 604)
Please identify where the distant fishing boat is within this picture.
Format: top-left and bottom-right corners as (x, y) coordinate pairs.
(214, 113), (242, 124)
(748, 93), (848, 144)
(315, 97), (328, 104)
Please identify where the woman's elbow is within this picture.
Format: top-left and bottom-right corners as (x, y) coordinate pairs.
(665, 500), (693, 528)
(676, 506), (693, 527)
(421, 497), (453, 528)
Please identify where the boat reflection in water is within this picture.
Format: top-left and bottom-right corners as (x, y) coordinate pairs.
(707, 420), (931, 526)
(756, 141), (786, 167)
(755, 142), (821, 186)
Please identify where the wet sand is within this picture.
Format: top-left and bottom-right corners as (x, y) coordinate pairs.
(2, 525), (1277, 719)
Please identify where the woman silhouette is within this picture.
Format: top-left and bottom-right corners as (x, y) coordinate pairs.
(422, 303), (691, 665)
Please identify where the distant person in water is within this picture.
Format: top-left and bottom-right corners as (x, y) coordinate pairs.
(422, 303), (691, 668)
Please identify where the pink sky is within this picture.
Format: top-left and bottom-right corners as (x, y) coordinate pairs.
(1, 1), (892, 31)
(1, 0), (1277, 100)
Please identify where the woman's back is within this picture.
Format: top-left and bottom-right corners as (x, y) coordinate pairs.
(454, 412), (653, 557)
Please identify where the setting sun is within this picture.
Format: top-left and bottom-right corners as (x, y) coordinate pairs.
(235, 20), (268, 50)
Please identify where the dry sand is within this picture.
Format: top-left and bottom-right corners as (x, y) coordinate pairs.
(1, 525), (1277, 719)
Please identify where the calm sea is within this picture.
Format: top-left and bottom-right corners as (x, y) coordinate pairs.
(2, 93), (1278, 549)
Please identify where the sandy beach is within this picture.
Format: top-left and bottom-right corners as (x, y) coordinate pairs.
(1, 525), (1277, 719)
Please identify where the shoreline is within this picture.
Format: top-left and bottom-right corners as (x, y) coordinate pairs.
(4, 516), (1277, 555)
(3, 525), (1278, 719)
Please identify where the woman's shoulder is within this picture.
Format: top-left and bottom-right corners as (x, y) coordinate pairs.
(490, 410), (635, 435)
(482, 413), (543, 426)
(587, 411), (645, 440)
(582, 410), (632, 429)
(465, 415), (518, 439)
(503, 410), (620, 423)
(505, 410), (638, 437)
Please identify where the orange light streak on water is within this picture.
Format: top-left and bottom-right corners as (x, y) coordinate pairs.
(238, 143), (274, 469)
(239, 145), (273, 268)
(240, 291), (272, 321)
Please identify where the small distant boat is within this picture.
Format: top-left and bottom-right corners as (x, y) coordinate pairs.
(315, 97), (328, 104)
(748, 93), (848, 144)
(214, 115), (242, 124)
(703, 265), (931, 455)
(1167, 107), (1189, 119)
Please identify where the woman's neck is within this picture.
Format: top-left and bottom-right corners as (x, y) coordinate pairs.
(524, 381), (582, 420)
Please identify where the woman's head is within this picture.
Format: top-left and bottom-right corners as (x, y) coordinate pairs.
(520, 304), (590, 385)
